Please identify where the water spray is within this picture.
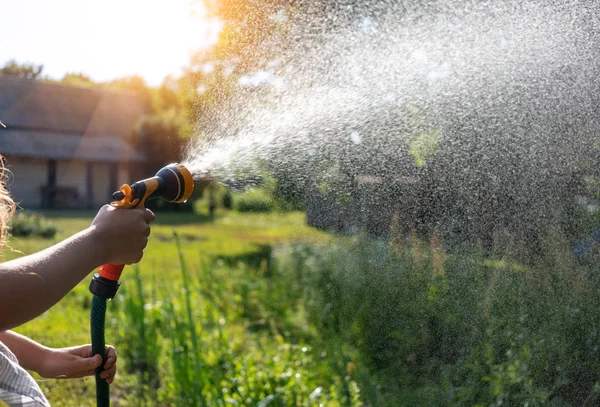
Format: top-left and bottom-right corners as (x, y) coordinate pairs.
(88, 163), (194, 407)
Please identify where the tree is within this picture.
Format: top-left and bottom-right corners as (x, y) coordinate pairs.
(106, 75), (154, 112)
(61, 72), (95, 86)
(0, 60), (43, 80)
(131, 111), (185, 178)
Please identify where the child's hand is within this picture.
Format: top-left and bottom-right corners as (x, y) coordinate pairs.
(39, 344), (118, 384)
(91, 204), (156, 265)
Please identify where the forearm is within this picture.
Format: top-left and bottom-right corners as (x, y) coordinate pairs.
(0, 331), (49, 373)
(0, 226), (106, 330)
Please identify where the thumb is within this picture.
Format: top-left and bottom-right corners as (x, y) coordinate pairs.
(84, 354), (103, 372)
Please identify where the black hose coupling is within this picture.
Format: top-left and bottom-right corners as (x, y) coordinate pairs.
(89, 273), (121, 300)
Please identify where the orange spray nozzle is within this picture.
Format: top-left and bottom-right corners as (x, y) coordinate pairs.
(96, 163), (195, 282)
(110, 163), (195, 210)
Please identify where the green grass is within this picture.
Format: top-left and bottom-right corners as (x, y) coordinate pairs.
(8, 205), (600, 406)
(4, 207), (335, 406)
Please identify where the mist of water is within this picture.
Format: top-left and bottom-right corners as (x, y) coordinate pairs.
(183, 0), (600, 237)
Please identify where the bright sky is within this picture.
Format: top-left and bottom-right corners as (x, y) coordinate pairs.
(0, 0), (222, 86)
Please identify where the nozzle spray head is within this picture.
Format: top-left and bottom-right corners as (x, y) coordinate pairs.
(153, 163), (195, 203)
(111, 163), (195, 209)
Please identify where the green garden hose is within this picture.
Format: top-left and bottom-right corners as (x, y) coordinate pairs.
(89, 271), (121, 407)
(91, 295), (109, 407)
(87, 163), (195, 407)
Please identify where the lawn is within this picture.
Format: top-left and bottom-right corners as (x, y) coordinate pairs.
(8, 206), (600, 406)
(4, 206), (340, 407)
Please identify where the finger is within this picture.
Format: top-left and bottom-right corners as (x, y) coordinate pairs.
(104, 346), (117, 360)
(145, 209), (156, 224)
(143, 223), (151, 237)
(104, 347), (117, 369)
(77, 356), (102, 378)
(100, 365), (116, 380)
(104, 355), (117, 369)
(100, 365), (117, 381)
(130, 251), (143, 264)
(85, 354), (102, 372)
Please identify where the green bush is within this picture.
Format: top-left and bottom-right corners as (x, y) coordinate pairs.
(275, 231), (600, 406)
(235, 188), (274, 213)
(110, 217), (600, 406)
(10, 212), (57, 239)
(221, 189), (233, 210)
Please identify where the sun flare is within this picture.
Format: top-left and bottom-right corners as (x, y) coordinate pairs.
(0, 0), (222, 85)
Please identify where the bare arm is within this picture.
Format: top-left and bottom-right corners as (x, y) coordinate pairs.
(0, 227), (105, 331)
(0, 330), (49, 373)
(0, 205), (154, 331)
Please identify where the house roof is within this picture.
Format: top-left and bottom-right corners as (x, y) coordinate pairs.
(0, 76), (146, 162)
(0, 129), (144, 162)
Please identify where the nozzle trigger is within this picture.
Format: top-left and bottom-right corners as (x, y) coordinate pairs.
(110, 184), (140, 209)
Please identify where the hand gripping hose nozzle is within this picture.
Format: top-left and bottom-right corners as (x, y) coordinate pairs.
(89, 163), (194, 407)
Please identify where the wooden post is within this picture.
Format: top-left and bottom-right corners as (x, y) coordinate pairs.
(46, 159), (57, 209)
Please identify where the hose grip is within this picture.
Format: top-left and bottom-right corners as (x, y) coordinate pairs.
(98, 264), (125, 281)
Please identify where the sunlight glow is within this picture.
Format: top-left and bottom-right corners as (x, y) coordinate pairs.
(0, 0), (222, 85)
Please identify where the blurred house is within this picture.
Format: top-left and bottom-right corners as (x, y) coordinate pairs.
(0, 77), (146, 209)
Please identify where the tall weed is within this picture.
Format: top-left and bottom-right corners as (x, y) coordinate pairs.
(116, 232), (364, 406)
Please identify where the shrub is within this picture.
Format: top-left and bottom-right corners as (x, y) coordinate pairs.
(222, 189), (233, 210)
(10, 212), (57, 239)
(276, 231), (600, 406)
(235, 188), (274, 212)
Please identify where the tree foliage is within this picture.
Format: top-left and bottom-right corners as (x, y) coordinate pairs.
(107, 75), (154, 112)
(131, 111), (185, 177)
(0, 60), (43, 80)
(61, 72), (95, 86)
